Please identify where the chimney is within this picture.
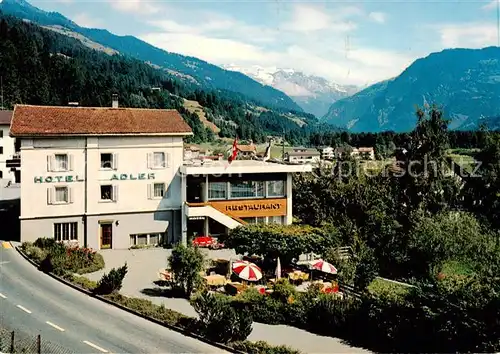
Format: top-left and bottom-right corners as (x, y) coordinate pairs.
(112, 94), (119, 108)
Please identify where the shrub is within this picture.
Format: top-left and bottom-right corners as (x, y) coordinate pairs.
(30, 237), (105, 274)
(191, 290), (253, 343)
(168, 244), (205, 296)
(22, 243), (47, 264)
(223, 224), (340, 264)
(229, 341), (302, 354)
(94, 263), (128, 295)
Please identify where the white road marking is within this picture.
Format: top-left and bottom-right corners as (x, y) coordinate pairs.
(46, 321), (65, 332)
(83, 340), (109, 353)
(0, 293), (6, 299)
(16, 304), (32, 314)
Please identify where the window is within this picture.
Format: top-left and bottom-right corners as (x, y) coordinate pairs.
(0, 130), (3, 138)
(0, 147), (3, 154)
(208, 182), (227, 200)
(100, 153), (115, 169)
(256, 216), (266, 224)
(147, 152), (166, 169)
(154, 183), (165, 198)
(269, 216), (284, 224)
(100, 185), (117, 201)
(0, 171), (2, 178)
(54, 222), (78, 242)
(241, 217), (256, 224)
(130, 233), (163, 247)
(55, 186), (68, 203)
(267, 180), (285, 197)
(55, 154), (68, 171)
(230, 181), (265, 199)
(47, 186), (73, 204)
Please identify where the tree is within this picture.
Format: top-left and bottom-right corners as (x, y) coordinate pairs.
(168, 244), (205, 297)
(94, 263), (128, 295)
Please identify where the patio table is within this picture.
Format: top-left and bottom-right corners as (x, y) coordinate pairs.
(203, 274), (227, 286)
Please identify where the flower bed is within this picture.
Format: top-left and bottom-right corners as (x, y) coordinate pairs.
(22, 238), (104, 274)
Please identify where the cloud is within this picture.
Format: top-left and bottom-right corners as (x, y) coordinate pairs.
(281, 4), (360, 33)
(368, 12), (387, 24)
(481, 0), (499, 10)
(109, 0), (160, 15)
(73, 13), (102, 28)
(437, 23), (498, 48)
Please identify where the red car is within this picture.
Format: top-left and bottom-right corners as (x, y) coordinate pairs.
(192, 236), (224, 249)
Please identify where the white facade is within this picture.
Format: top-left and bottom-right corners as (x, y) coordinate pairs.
(318, 146), (335, 160)
(20, 136), (185, 249)
(285, 152), (321, 164)
(0, 124), (16, 181)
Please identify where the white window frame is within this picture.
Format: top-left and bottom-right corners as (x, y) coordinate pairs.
(148, 183), (167, 199)
(147, 152), (168, 169)
(130, 233), (163, 247)
(266, 180), (285, 198)
(47, 186), (73, 205)
(229, 180), (265, 199)
(54, 222), (78, 242)
(100, 153), (118, 170)
(100, 184), (118, 202)
(47, 153), (74, 172)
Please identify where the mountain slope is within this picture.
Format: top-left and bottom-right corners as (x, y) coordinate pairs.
(0, 12), (321, 145)
(322, 47), (500, 132)
(0, 0), (303, 113)
(223, 64), (358, 117)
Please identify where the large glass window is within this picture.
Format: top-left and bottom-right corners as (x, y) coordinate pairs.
(267, 180), (285, 197)
(208, 182), (227, 199)
(230, 181), (265, 199)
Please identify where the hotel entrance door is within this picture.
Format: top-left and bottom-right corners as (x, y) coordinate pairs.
(100, 223), (113, 249)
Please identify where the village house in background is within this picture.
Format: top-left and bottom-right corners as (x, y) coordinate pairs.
(284, 147), (321, 164)
(11, 99), (192, 250)
(229, 140), (257, 158)
(334, 146), (375, 160)
(0, 110), (19, 182)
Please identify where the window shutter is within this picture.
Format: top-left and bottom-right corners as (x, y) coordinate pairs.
(47, 187), (53, 205)
(68, 154), (74, 171)
(47, 155), (53, 172)
(147, 184), (152, 200)
(112, 185), (118, 202)
(113, 153), (119, 170)
(147, 153), (153, 169)
(166, 153), (170, 168)
(68, 187), (74, 204)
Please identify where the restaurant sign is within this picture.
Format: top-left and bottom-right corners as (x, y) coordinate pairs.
(210, 198), (287, 218)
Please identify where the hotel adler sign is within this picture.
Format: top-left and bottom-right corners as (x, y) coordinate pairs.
(210, 198), (287, 218)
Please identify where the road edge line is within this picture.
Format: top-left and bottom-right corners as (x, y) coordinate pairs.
(15, 246), (244, 354)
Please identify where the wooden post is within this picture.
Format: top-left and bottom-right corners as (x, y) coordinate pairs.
(10, 331), (14, 353)
(37, 334), (41, 354)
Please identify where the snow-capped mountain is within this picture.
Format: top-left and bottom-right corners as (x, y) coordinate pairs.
(222, 64), (359, 117)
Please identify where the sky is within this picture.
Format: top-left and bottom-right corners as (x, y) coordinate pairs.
(30, 0), (500, 87)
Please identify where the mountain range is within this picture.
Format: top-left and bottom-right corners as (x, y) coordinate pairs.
(322, 47), (500, 132)
(222, 64), (359, 117)
(0, 0), (303, 113)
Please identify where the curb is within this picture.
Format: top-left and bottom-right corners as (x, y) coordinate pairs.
(15, 246), (245, 354)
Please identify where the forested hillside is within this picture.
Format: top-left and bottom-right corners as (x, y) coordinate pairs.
(0, 13), (324, 144)
(0, 0), (303, 112)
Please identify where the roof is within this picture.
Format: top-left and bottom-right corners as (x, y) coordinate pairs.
(181, 159), (312, 175)
(10, 105), (193, 137)
(237, 144), (256, 152)
(0, 110), (13, 125)
(287, 151), (320, 157)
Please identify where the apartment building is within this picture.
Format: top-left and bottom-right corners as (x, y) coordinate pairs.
(10, 104), (192, 250)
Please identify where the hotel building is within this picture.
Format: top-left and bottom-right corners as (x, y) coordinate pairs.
(11, 103), (312, 249)
(10, 104), (192, 250)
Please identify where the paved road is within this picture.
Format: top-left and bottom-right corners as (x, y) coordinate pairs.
(0, 242), (227, 353)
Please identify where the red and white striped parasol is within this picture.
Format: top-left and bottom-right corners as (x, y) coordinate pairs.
(232, 260), (262, 281)
(309, 259), (337, 274)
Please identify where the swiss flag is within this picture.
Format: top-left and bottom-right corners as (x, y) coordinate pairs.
(228, 137), (238, 163)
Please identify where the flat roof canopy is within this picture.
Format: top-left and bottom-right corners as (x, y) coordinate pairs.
(180, 160), (313, 176)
